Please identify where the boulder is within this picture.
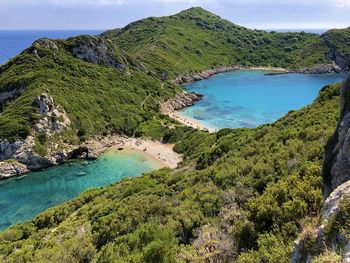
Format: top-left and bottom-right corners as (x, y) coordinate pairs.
(0, 160), (30, 179)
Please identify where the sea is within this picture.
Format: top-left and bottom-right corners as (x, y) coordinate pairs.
(0, 30), (103, 65)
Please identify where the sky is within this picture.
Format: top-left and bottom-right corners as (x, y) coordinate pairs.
(0, 0), (349, 30)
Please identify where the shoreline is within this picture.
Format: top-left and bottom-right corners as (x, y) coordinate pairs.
(0, 136), (183, 180)
(108, 148), (166, 169)
(169, 111), (216, 133)
(85, 135), (182, 169)
(166, 64), (344, 132)
(173, 64), (343, 85)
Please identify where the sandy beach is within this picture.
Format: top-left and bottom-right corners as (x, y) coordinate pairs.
(168, 111), (216, 133)
(85, 136), (183, 169)
(249, 66), (287, 72)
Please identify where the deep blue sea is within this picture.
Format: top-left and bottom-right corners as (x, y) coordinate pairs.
(0, 149), (160, 230)
(181, 70), (346, 130)
(0, 30), (103, 64)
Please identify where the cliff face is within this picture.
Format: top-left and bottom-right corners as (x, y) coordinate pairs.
(324, 71), (350, 195)
(291, 71), (350, 262)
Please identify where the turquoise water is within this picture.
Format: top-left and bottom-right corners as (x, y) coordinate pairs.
(0, 149), (159, 230)
(181, 70), (346, 130)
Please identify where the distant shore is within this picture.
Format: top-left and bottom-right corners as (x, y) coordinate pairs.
(249, 66), (287, 72)
(173, 64), (342, 85)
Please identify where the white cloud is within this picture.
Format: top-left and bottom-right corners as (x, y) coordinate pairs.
(332, 0), (350, 7)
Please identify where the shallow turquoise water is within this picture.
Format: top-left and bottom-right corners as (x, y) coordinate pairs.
(0, 149), (159, 230)
(181, 70), (346, 130)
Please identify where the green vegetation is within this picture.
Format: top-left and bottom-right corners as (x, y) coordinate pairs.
(0, 36), (179, 142)
(0, 84), (341, 262)
(0, 6), (349, 262)
(102, 7), (350, 80)
(322, 28), (350, 56)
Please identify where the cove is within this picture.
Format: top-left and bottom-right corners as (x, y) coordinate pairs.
(180, 70), (346, 130)
(0, 149), (161, 230)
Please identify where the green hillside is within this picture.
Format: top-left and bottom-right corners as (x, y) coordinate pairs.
(0, 82), (341, 262)
(102, 7), (349, 80)
(0, 36), (180, 145)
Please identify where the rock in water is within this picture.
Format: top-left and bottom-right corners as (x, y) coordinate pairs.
(0, 160), (30, 179)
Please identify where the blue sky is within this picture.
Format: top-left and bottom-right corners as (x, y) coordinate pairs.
(0, 0), (349, 30)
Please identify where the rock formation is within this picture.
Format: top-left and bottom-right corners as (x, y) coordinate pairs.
(291, 71), (350, 262)
(174, 66), (241, 85)
(160, 91), (203, 113)
(70, 36), (125, 71)
(0, 93), (96, 179)
(291, 181), (350, 262)
(324, 71), (350, 194)
(291, 63), (342, 74)
(0, 160), (29, 179)
(33, 38), (58, 51)
(33, 93), (71, 134)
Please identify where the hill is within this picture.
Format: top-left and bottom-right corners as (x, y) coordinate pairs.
(0, 35), (185, 177)
(102, 7), (350, 80)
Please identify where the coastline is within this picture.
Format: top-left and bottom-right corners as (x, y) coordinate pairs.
(160, 91), (215, 133)
(85, 135), (182, 169)
(173, 64), (343, 85)
(0, 136), (183, 180)
(166, 64), (344, 132)
(169, 111), (216, 133)
(0, 65), (345, 179)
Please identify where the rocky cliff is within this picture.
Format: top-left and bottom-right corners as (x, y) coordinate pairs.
(324, 71), (350, 194)
(68, 36), (126, 71)
(290, 71), (350, 262)
(160, 91), (203, 113)
(0, 93), (96, 179)
(173, 66), (241, 85)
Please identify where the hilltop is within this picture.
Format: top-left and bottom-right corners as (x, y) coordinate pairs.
(102, 7), (349, 80)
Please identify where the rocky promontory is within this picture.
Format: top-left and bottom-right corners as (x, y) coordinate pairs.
(0, 92), (95, 179)
(173, 66), (241, 85)
(160, 91), (203, 113)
